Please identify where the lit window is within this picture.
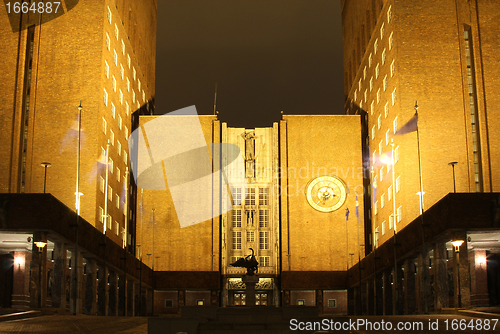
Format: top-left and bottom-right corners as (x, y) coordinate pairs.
(127, 54), (131, 68)
(99, 207), (104, 223)
(381, 193), (385, 208)
(117, 140), (121, 156)
(377, 89), (381, 104)
(109, 157), (113, 174)
(100, 176), (105, 193)
(259, 188), (269, 205)
(382, 49), (386, 65)
(112, 76), (116, 92)
(110, 129), (114, 146)
(378, 115), (382, 129)
(104, 61), (109, 78)
(375, 227), (379, 247)
(232, 209), (241, 228)
(119, 90), (123, 104)
(113, 50), (117, 65)
(395, 146), (400, 163)
(363, 66), (367, 79)
(383, 75), (388, 91)
(393, 117), (398, 134)
(387, 5), (392, 23)
(133, 67), (136, 80)
(115, 221), (119, 235)
(115, 194), (120, 209)
(108, 185), (112, 201)
(125, 101), (129, 116)
(380, 166), (384, 182)
(354, 90), (357, 102)
(386, 129), (390, 145)
(138, 79), (141, 92)
(259, 209), (269, 228)
(388, 185), (393, 201)
(124, 126), (129, 139)
(374, 201), (378, 215)
(103, 89), (108, 106)
(370, 101), (375, 115)
(390, 60), (395, 77)
(375, 64), (380, 79)
(371, 125), (375, 140)
(121, 40), (125, 55)
(364, 90), (367, 103)
(380, 23), (385, 39)
(247, 231), (255, 243)
(384, 102), (389, 118)
(368, 53), (372, 67)
(245, 188), (256, 206)
(126, 77), (130, 91)
(132, 90), (135, 103)
(389, 32), (394, 50)
(370, 77), (373, 91)
(374, 39), (378, 54)
(396, 176), (401, 192)
(118, 115), (122, 130)
(120, 64), (124, 79)
(107, 7), (112, 24)
(392, 88), (397, 105)
(106, 33), (110, 50)
(259, 256), (270, 267)
(232, 231), (241, 250)
(382, 220), (386, 235)
(328, 299), (337, 308)
(360, 101), (363, 109)
(116, 167), (120, 182)
(123, 150), (128, 164)
(111, 102), (115, 118)
(102, 117), (107, 134)
(259, 231), (269, 250)
(397, 206), (402, 222)
(114, 24), (119, 40)
(142, 91), (145, 102)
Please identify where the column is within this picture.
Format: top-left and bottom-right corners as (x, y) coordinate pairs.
(383, 269), (393, 315)
(469, 250), (489, 307)
(127, 279), (135, 316)
(84, 259), (97, 315)
(403, 258), (416, 315)
(69, 249), (83, 314)
(108, 271), (118, 316)
(374, 273), (383, 315)
(457, 237), (471, 308)
(433, 242), (449, 310)
(416, 248), (431, 313)
(97, 264), (108, 316)
(30, 232), (47, 308)
(51, 242), (67, 310)
(393, 263), (404, 315)
(118, 274), (126, 316)
(367, 279), (374, 315)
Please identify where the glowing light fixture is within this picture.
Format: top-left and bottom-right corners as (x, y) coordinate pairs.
(34, 241), (47, 253)
(451, 240), (464, 253)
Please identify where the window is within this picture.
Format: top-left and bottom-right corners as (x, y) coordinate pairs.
(133, 67), (136, 80)
(368, 53), (372, 67)
(374, 39), (378, 54)
(387, 5), (392, 23)
(392, 88), (397, 105)
(381, 193), (385, 208)
(120, 64), (124, 79)
(123, 150), (127, 164)
(113, 50), (118, 66)
(111, 102), (116, 118)
(390, 60), (395, 77)
(105, 33), (110, 50)
(383, 75), (388, 92)
(109, 130), (115, 146)
(127, 54), (131, 68)
(132, 90), (135, 103)
(115, 194), (120, 209)
(103, 89), (108, 106)
(375, 64), (380, 79)
(384, 102), (389, 118)
(142, 91), (146, 102)
(259, 209), (269, 228)
(99, 207), (104, 223)
(364, 90), (367, 103)
(114, 24), (119, 40)
(232, 209), (241, 228)
(116, 167), (120, 182)
(121, 40), (125, 55)
(363, 66), (367, 79)
(396, 176), (401, 192)
(119, 90), (123, 104)
(138, 79), (141, 92)
(246, 231), (254, 243)
(358, 79), (362, 92)
(108, 185), (112, 201)
(297, 300), (305, 306)
(118, 115), (122, 131)
(369, 77), (373, 91)
(196, 300), (204, 306)
(380, 166), (384, 182)
(379, 141), (383, 155)
(100, 176), (105, 193)
(117, 140), (121, 156)
(328, 299), (337, 308)
(354, 90), (357, 102)
(231, 187), (242, 205)
(374, 227), (379, 247)
(382, 220), (386, 235)
(377, 115), (382, 130)
(104, 61), (109, 78)
(259, 188), (269, 205)
(112, 76), (116, 92)
(245, 188), (256, 205)
(389, 32), (394, 50)
(232, 231), (241, 250)
(370, 101), (375, 115)
(259, 256), (270, 267)
(397, 206), (402, 222)
(102, 117), (107, 134)
(395, 146), (400, 163)
(124, 126), (129, 140)
(382, 49), (386, 65)
(393, 117), (398, 134)
(165, 299), (173, 308)
(125, 101), (129, 115)
(380, 23), (385, 39)
(107, 7), (112, 24)
(359, 101), (363, 109)
(109, 157), (113, 174)
(126, 77), (130, 92)
(371, 126), (375, 140)
(259, 231), (269, 250)
(386, 129), (390, 145)
(374, 201), (378, 215)
(388, 185), (393, 201)
(377, 89), (381, 104)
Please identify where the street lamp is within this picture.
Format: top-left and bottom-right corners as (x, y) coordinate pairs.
(34, 241), (47, 308)
(40, 162), (51, 193)
(451, 239), (464, 308)
(448, 162), (458, 193)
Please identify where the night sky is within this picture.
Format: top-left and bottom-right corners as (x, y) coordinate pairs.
(156, 0), (344, 128)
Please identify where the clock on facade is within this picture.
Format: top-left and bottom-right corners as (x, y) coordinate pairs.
(305, 176), (347, 212)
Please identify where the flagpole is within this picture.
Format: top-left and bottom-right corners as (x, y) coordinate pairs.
(414, 101), (428, 314)
(356, 197), (362, 313)
(391, 138), (399, 314)
(345, 208), (349, 271)
(73, 101), (82, 315)
(103, 141), (110, 235)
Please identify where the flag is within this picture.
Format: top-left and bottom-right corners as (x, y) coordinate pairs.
(346, 207), (350, 221)
(355, 196), (359, 219)
(87, 148), (110, 181)
(59, 113), (85, 153)
(395, 112), (418, 135)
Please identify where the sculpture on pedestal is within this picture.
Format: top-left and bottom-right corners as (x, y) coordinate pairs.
(230, 248), (259, 276)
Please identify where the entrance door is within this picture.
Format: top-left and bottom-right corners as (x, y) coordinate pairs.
(255, 292), (268, 306)
(234, 292), (246, 305)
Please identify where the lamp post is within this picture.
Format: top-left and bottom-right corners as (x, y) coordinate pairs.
(35, 241), (47, 308)
(448, 162), (458, 193)
(452, 239), (464, 308)
(40, 162), (51, 193)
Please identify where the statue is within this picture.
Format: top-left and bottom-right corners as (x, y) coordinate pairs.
(230, 248), (259, 276)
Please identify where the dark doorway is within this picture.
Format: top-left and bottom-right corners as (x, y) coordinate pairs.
(0, 254), (14, 308)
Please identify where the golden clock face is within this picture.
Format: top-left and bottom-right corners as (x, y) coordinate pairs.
(305, 176), (347, 212)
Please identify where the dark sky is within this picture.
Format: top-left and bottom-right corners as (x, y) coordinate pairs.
(156, 0), (344, 128)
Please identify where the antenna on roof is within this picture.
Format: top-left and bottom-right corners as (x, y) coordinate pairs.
(213, 82), (218, 116)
